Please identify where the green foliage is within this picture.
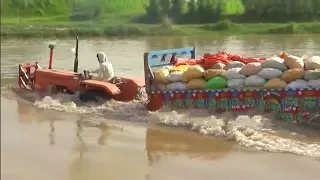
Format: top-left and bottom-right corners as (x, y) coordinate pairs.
(142, 0), (320, 24)
(1, 0), (320, 24)
(1, 0), (148, 19)
(1, 0), (72, 16)
(222, 0), (245, 15)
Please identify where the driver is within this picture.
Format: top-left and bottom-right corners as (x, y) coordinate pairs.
(90, 52), (115, 82)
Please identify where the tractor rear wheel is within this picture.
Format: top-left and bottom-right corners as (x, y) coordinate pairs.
(79, 90), (112, 102)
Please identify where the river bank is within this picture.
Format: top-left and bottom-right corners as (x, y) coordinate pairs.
(1, 18), (320, 38)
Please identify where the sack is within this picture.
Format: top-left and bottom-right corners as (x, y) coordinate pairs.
(228, 79), (245, 89)
(166, 71), (184, 82)
(308, 79), (320, 88)
(182, 65), (205, 82)
(239, 62), (262, 76)
(154, 68), (170, 84)
(174, 58), (201, 66)
(224, 61), (245, 71)
(304, 56), (320, 70)
(170, 65), (190, 72)
(203, 69), (226, 80)
(284, 55), (304, 69)
(156, 83), (168, 91)
(261, 57), (288, 71)
(263, 78), (287, 89)
(304, 69), (320, 80)
(187, 78), (207, 89)
(223, 68), (246, 80)
(167, 82), (187, 90)
(258, 68), (283, 79)
(244, 75), (266, 87)
(287, 80), (310, 89)
(205, 76), (227, 89)
(281, 69), (305, 82)
(210, 63), (226, 69)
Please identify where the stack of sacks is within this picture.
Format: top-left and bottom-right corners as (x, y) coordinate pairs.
(153, 67), (171, 91)
(222, 61), (246, 89)
(258, 56), (288, 88)
(152, 65), (189, 91)
(304, 56), (320, 88)
(152, 52), (320, 92)
(182, 65), (207, 90)
(239, 62), (266, 88)
(166, 65), (190, 91)
(223, 67), (246, 89)
(281, 54), (310, 89)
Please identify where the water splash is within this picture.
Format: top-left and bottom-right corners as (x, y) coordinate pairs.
(7, 86), (320, 158)
(160, 111), (320, 157)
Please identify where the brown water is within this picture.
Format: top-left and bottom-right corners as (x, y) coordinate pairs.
(1, 35), (320, 180)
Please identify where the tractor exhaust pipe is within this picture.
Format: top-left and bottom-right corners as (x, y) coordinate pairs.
(48, 44), (55, 69)
(73, 36), (79, 73)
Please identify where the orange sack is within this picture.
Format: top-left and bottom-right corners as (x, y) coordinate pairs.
(174, 58), (202, 66)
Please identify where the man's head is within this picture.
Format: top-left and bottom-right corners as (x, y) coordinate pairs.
(96, 52), (108, 63)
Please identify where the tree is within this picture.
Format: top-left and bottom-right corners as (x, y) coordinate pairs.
(144, 0), (161, 23)
(171, 0), (185, 18)
(187, 0), (197, 15)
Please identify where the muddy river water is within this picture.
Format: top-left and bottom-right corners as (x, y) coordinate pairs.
(1, 35), (320, 180)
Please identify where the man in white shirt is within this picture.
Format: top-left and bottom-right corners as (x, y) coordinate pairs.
(90, 52), (115, 82)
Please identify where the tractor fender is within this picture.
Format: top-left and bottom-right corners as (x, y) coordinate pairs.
(80, 80), (121, 95)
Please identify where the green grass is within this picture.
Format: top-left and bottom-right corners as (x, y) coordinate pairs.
(2, 15), (320, 38)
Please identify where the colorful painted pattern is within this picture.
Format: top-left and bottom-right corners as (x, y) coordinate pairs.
(151, 88), (320, 125)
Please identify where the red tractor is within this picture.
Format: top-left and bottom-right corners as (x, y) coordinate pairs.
(17, 37), (145, 102)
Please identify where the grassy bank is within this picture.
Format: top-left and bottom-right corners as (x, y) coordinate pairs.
(2, 0), (320, 37)
(2, 16), (320, 38)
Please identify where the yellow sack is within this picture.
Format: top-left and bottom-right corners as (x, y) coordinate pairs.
(187, 78), (206, 90)
(154, 68), (170, 84)
(183, 65), (205, 82)
(281, 69), (305, 82)
(204, 69), (226, 80)
(284, 55), (304, 69)
(263, 78), (287, 89)
(170, 65), (190, 72)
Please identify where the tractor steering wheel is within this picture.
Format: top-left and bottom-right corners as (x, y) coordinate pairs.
(80, 70), (92, 80)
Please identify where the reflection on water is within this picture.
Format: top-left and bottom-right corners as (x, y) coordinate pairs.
(74, 117), (111, 158)
(145, 126), (234, 164)
(49, 120), (55, 145)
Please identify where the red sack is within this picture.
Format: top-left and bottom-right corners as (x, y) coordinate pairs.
(200, 51), (266, 69)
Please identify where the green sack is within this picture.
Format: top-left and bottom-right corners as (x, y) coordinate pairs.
(205, 76), (227, 89)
